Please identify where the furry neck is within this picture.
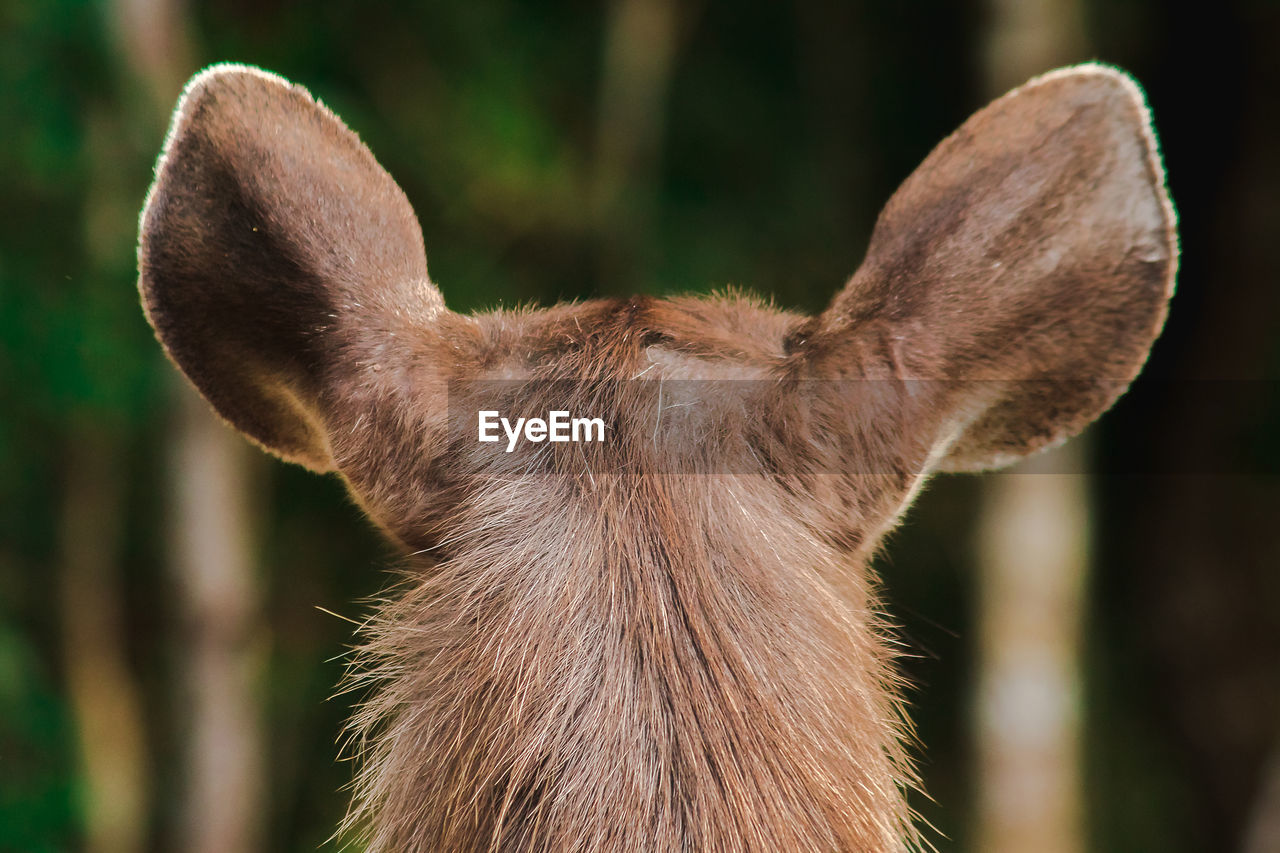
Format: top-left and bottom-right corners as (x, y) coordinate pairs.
(344, 472), (915, 852)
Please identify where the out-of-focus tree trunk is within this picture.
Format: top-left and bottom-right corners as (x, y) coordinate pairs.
(975, 2), (1090, 851)
(104, 1), (269, 851)
(166, 382), (265, 853)
(976, 447), (1089, 853)
(982, 0), (1087, 94)
(56, 1), (197, 844)
(58, 425), (148, 853)
(592, 0), (684, 294)
(1244, 742), (1280, 853)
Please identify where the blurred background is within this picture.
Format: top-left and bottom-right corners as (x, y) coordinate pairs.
(1, 0), (1277, 851)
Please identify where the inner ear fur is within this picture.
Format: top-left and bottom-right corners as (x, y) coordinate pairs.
(808, 63), (1177, 473)
(138, 64), (446, 472)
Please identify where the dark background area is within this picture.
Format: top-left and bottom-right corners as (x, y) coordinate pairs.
(0, 1), (1277, 851)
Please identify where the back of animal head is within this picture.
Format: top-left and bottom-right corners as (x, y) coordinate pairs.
(138, 62), (1176, 851)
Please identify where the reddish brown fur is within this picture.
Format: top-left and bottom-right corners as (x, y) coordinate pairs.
(137, 63), (1177, 851)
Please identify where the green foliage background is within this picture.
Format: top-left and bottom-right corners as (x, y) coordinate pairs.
(1, 1), (1277, 851)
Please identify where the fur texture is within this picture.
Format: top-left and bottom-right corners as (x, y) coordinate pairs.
(137, 63), (1177, 851)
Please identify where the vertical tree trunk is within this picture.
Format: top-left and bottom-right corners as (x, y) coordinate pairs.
(976, 447), (1089, 853)
(1244, 741), (1280, 853)
(104, 2), (268, 851)
(58, 425), (149, 853)
(166, 383), (265, 853)
(592, 0), (683, 294)
(975, 2), (1090, 851)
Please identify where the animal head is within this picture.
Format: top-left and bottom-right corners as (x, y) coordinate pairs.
(138, 62), (1175, 851)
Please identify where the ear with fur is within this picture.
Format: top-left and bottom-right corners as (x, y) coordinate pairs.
(804, 63), (1177, 472)
(138, 64), (446, 471)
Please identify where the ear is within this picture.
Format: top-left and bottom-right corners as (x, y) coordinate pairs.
(138, 64), (447, 472)
(804, 63), (1177, 472)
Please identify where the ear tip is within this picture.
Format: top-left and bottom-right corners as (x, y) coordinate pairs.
(1017, 62), (1158, 131)
(1015, 62), (1179, 284)
(141, 60), (339, 246)
(1023, 61), (1141, 91)
(148, 65), (299, 185)
(180, 62), (302, 104)
(167, 63), (317, 136)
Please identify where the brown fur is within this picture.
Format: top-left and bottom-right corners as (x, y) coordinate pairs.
(137, 62), (1177, 851)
